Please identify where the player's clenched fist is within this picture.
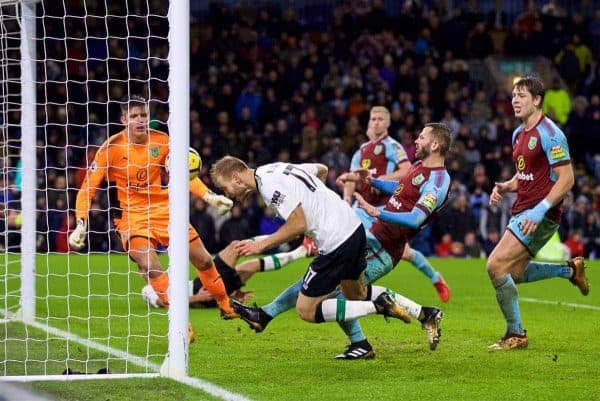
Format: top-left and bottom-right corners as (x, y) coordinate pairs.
(202, 192), (233, 215)
(68, 219), (87, 250)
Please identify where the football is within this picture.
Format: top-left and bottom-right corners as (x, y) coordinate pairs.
(165, 147), (202, 181)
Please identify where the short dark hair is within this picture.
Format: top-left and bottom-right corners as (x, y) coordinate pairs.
(513, 75), (545, 106)
(120, 95), (147, 116)
(425, 122), (452, 156)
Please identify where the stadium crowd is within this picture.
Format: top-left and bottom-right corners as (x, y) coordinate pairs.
(1, 0), (599, 259)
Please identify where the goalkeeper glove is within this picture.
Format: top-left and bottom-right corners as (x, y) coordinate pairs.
(203, 192), (233, 215)
(68, 219), (87, 250)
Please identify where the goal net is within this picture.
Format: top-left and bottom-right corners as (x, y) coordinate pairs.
(1, 0), (190, 381)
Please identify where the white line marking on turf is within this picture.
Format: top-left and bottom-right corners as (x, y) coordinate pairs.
(521, 297), (600, 311)
(0, 310), (253, 401)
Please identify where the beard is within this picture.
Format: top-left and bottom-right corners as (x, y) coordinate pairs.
(415, 144), (430, 160)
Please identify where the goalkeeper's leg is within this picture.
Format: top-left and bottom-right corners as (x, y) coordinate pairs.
(129, 236), (170, 306)
(189, 236), (238, 319)
(129, 232), (195, 342)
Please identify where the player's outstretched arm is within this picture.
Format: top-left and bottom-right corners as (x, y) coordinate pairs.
(235, 205), (307, 256)
(377, 208), (427, 229)
(370, 178), (399, 195)
(190, 178), (233, 215)
(342, 178), (356, 204)
(354, 192), (426, 229)
(71, 143), (109, 250)
(203, 190), (233, 215)
(354, 193), (382, 217)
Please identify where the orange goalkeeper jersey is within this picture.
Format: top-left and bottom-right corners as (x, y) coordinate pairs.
(75, 129), (209, 222)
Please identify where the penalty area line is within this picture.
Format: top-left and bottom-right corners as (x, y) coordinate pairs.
(0, 310), (253, 401)
(520, 297), (600, 311)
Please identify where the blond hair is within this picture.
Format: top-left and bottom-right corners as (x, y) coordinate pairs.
(370, 106), (390, 124)
(210, 156), (249, 184)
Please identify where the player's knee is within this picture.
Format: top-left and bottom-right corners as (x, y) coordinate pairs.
(131, 253), (150, 272)
(192, 252), (213, 270)
(486, 254), (504, 279)
(296, 304), (316, 323)
(197, 259), (213, 270)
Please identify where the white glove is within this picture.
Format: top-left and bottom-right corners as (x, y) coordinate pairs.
(141, 285), (160, 308)
(203, 192), (233, 215)
(68, 219), (87, 250)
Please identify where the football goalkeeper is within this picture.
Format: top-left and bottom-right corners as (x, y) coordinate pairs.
(69, 95), (238, 334)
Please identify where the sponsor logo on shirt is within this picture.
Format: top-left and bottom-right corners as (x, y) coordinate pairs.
(412, 173), (425, 186)
(516, 155), (525, 171)
(396, 147), (406, 160)
(550, 145), (565, 160)
(516, 172), (534, 181)
(527, 136), (537, 150)
(270, 190), (285, 207)
(361, 158), (371, 168)
(389, 197), (402, 209)
(419, 193), (437, 212)
(393, 183), (404, 195)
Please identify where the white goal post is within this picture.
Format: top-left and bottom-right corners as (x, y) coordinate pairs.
(1, 0), (190, 381)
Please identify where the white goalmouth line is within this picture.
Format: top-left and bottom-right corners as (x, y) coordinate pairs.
(0, 310), (253, 401)
(520, 297), (600, 311)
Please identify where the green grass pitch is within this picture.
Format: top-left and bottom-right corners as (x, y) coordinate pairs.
(2, 254), (599, 401)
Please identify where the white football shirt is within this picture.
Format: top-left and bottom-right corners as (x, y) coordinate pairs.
(255, 162), (361, 254)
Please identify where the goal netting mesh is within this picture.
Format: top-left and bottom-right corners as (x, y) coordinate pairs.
(1, 0), (179, 379)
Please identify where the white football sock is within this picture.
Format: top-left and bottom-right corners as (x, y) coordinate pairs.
(320, 298), (377, 321)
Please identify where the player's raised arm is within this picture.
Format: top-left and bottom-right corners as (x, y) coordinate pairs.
(69, 145), (109, 250)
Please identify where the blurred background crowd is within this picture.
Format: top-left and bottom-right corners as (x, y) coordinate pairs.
(1, 0), (599, 260)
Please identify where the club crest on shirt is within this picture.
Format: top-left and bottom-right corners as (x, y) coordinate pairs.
(527, 137), (537, 150)
(412, 173), (425, 186)
(270, 190), (285, 207)
(374, 145), (383, 155)
(550, 145), (565, 160)
(516, 155), (525, 171)
(150, 147), (159, 158)
(361, 159), (371, 168)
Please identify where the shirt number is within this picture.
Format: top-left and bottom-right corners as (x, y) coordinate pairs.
(284, 164), (316, 192)
(302, 266), (317, 290)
